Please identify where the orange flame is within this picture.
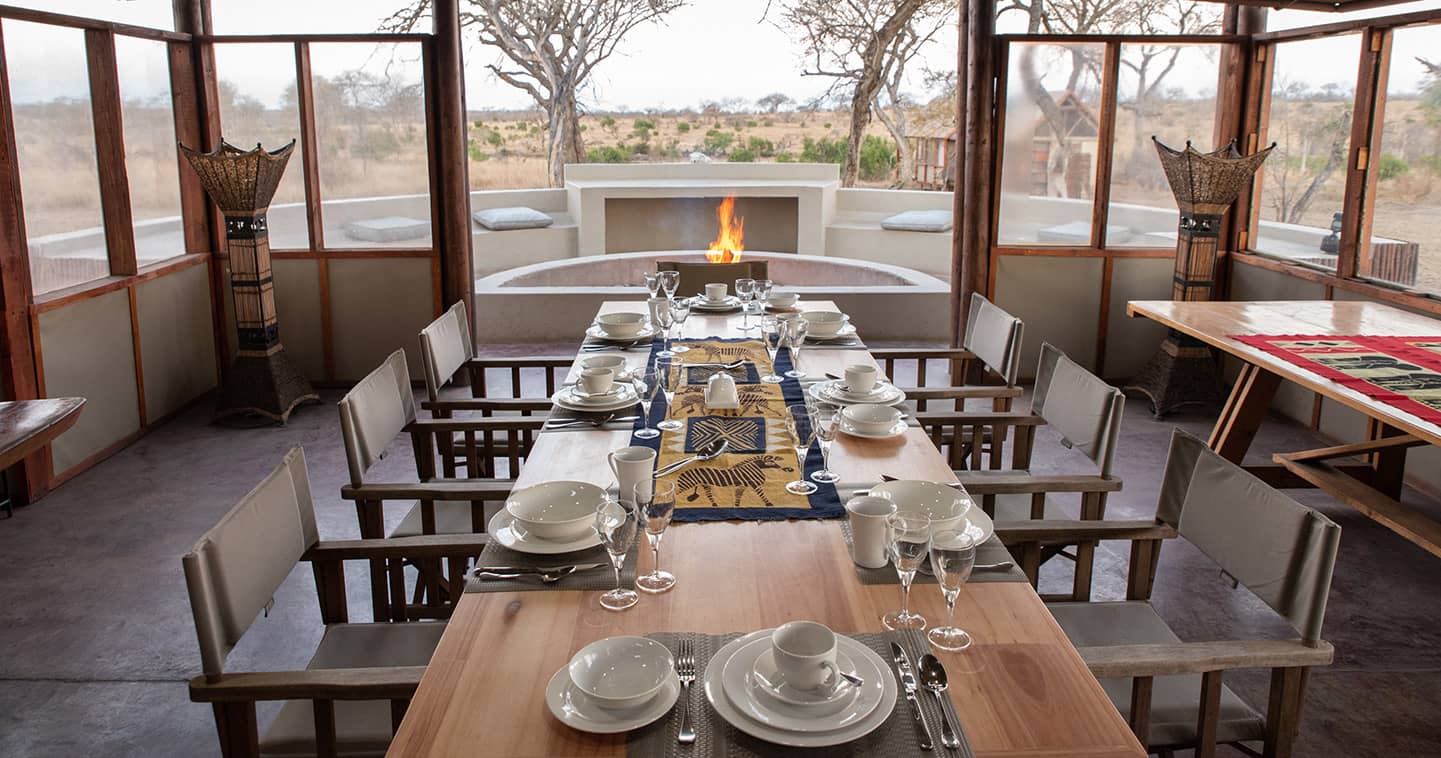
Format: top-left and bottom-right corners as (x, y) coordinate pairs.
(706, 196), (744, 263)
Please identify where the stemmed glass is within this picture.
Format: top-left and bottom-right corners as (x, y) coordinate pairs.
(643, 271), (661, 300)
(594, 500), (640, 612)
(810, 403), (841, 483)
(883, 512), (931, 631)
(635, 368), (662, 440)
(760, 314), (784, 384)
(654, 304), (676, 359)
(784, 319), (808, 379)
(668, 298), (691, 354)
(755, 279), (774, 307)
(735, 278), (757, 331)
(928, 530), (977, 651)
(635, 479), (677, 594)
(659, 270), (679, 302)
(784, 404), (818, 495)
(656, 356), (683, 432)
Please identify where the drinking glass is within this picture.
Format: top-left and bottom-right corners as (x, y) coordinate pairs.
(927, 530), (977, 651)
(654, 305), (676, 359)
(883, 513), (931, 631)
(735, 278), (757, 331)
(594, 500), (640, 611)
(668, 298), (691, 354)
(784, 404), (819, 495)
(760, 314), (784, 384)
(810, 403), (841, 483)
(659, 270), (679, 302)
(656, 356), (684, 432)
(643, 271), (661, 299)
(755, 279), (774, 305)
(784, 319), (808, 379)
(635, 368), (662, 440)
(635, 479), (677, 594)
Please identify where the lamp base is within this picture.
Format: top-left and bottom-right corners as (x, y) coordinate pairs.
(215, 347), (319, 425)
(1123, 335), (1225, 418)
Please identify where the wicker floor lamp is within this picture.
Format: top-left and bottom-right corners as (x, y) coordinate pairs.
(1124, 139), (1273, 416)
(180, 140), (318, 424)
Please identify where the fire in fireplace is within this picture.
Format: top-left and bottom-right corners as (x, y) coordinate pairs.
(707, 196), (744, 263)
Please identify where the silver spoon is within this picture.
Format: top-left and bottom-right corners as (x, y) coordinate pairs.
(918, 654), (963, 750)
(653, 439), (729, 477)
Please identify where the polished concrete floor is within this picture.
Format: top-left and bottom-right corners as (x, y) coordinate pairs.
(2, 360), (1440, 757)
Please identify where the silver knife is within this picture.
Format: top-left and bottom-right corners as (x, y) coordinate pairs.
(890, 642), (934, 751)
(473, 562), (605, 575)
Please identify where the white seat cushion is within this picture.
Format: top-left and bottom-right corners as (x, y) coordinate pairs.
(260, 622), (448, 757)
(1048, 602), (1267, 749)
(472, 206), (554, 231)
(389, 499), (488, 537)
(880, 209), (953, 232)
(344, 216), (430, 243)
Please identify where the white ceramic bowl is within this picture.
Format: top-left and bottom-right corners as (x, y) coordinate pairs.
(767, 292), (799, 308)
(843, 404), (903, 434)
(582, 355), (627, 375)
(569, 636), (674, 710)
(505, 481), (608, 540)
(870, 480), (972, 534)
(596, 312), (646, 338)
(804, 311), (848, 337)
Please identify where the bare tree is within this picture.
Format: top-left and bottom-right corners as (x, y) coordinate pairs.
(770, 0), (957, 187)
(385, 0), (686, 186)
(1118, 0), (1219, 186)
(756, 92), (795, 113)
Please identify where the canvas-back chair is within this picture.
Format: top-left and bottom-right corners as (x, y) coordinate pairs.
(184, 448), (486, 757)
(872, 293), (1025, 418)
(997, 430), (1339, 757)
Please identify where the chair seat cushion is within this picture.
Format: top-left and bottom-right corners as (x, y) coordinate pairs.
(960, 469), (1074, 521)
(473, 206), (554, 231)
(1048, 601), (1267, 749)
(260, 622), (447, 757)
(389, 499), (489, 537)
(344, 216), (430, 243)
(880, 209), (953, 232)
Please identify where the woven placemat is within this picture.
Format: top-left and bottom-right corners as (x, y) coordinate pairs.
(627, 629), (972, 757)
(465, 536), (642, 593)
(837, 521), (1028, 585)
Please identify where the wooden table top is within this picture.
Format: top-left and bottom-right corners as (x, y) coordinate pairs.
(1128, 299), (1441, 447)
(388, 302), (1144, 758)
(0, 398), (85, 472)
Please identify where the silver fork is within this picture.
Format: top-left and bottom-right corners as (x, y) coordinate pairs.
(676, 638), (697, 744)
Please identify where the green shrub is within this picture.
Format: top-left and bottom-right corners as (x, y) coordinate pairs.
(746, 120), (758, 128)
(633, 118), (656, 131)
(585, 145), (629, 163)
(1378, 153), (1409, 181)
(703, 129), (735, 155)
(800, 136), (846, 164)
(632, 141), (651, 155)
(601, 116), (616, 129)
(823, 122), (832, 129)
(728, 147), (757, 162)
(859, 135), (896, 181)
(677, 121), (692, 133)
(747, 136), (775, 157)
(467, 139), (488, 162)
(775, 151), (795, 163)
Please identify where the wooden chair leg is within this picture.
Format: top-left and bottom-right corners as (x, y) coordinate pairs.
(1196, 670), (1223, 758)
(388, 559), (408, 623)
(1126, 539), (1159, 601)
(1128, 675), (1153, 748)
(1019, 543), (1042, 588)
(1264, 666), (1310, 758)
(313, 699), (338, 758)
(212, 702), (259, 758)
(1072, 540), (1095, 601)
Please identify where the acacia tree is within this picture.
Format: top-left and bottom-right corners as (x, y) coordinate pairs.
(772, 0), (957, 187)
(384, 0), (686, 186)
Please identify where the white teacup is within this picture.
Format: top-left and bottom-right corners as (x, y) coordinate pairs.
(597, 312), (646, 338)
(844, 364), (878, 395)
(704, 283), (728, 302)
(804, 311), (848, 338)
(771, 621), (846, 692)
(579, 368), (615, 396)
(582, 355), (627, 376)
(845, 496), (897, 568)
(842, 404), (904, 435)
(608, 446), (657, 504)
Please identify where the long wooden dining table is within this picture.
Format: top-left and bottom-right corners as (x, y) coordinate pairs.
(388, 300), (1144, 757)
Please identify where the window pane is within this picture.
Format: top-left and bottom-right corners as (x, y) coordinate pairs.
(213, 43), (309, 249)
(211, 0), (409, 35)
(311, 42), (431, 249)
(1252, 34), (1360, 272)
(1107, 44), (1220, 248)
(4, 1), (173, 29)
(5, 21), (106, 295)
(1268, 3), (1441, 32)
(997, 42), (1105, 246)
(1365, 24), (1441, 292)
(117, 36), (183, 266)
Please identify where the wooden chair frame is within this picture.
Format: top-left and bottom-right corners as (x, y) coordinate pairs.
(870, 347), (1023, 413)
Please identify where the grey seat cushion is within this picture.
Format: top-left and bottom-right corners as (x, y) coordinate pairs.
(1048, 601), (1267, 749)
(261, 622), (448, 757)
(389, 499), (490, 537)
(880, 209), (953, 232)
(1036, 221), (1132, 244)
(473, 206), (554, 231)
(344, 216), (430, 243)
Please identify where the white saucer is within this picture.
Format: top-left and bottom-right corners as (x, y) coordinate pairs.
(586, 324), (657, 342)
(805, 325), (859, 342)
(691, 296), (743, 311)
(487, 510), (602, 554)
(748, 647), (860, 710)
(704, 630), (897, 746)
(552, 385), (639, 413)
(807, 380), (906, 407)
(838, 418), (908, 440)
(546, 667), (681, 734)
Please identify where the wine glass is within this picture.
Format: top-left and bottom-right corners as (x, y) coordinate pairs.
(643, 271), (661, 300)
(810, 403), (841, 483)
(735, 278), (757, 331)
(760, 314), (784, 384)
(784, 318), (808, 379)
(656, 356), (683, 432)
(927, 530), (977, 651)
(594, 500), (640, 611)
(668, 298), (691, 354)
(755, 278), (774, 306)
(659, 270), (679, 302)
(654, 304), (675, 359)
(635, 368), (662, 440)
(784, 404), (818, 495)
(635, 479), (677, 594)
(883, 512), (931, 631)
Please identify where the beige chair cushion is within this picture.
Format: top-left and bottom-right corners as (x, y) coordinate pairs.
(338, 350), (417, 486)
(419, 302), (472, 403)
(260, 622), (448, 757)
(1030, 343), (1124, 475)
(1048, 601), (1267, 749)
(389, 499), (490, 538)
(963, 294), (1023, 384)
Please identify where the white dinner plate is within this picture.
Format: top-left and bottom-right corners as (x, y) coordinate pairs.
(869, 481), (996, 546)
(487, 510), (603, 554)
(691, 296), (743, 311)
(546, 667), (681, 734)
(704, 630), (897, 747)
(718, 639), (883, 733)
(805, 325), (858, 343)
(585, 324), (658, 342)
(838, 418), (908, 440)
(807, 380), (906, 407)
(552, 384), (640, 413)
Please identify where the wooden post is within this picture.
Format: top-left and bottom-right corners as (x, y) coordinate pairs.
(956, 0), (996, 349)
(85, 29), (138, 278)
(431, 0), (474, 323)
(1228, 6), (1269, 264)
(950, 8), (968, 348)
(1340, 27), (1389, 282)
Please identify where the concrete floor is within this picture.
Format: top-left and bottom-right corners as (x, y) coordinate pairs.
(2, 368), (1441, 757)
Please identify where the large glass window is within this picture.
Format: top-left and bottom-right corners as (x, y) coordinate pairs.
(997, 42), (1104, 246)
(4, 1), (173, 29)
(1365, 24), (1441, 293)
(1252, 34), (1361, 271)
(210, 0), (411, 35)
(310, 42), (431, 249)
(4, 21), (106, 295)
(1106, 44), (1220, 248)
(116, 36), (183, 266)
(213, 43), (309, 250)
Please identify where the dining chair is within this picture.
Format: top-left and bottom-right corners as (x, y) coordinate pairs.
(184, 447), (487, 758)
(915, 342), (1124, 600)
(871, 293), (1025, 415)
(996, 430), (1339, 758)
